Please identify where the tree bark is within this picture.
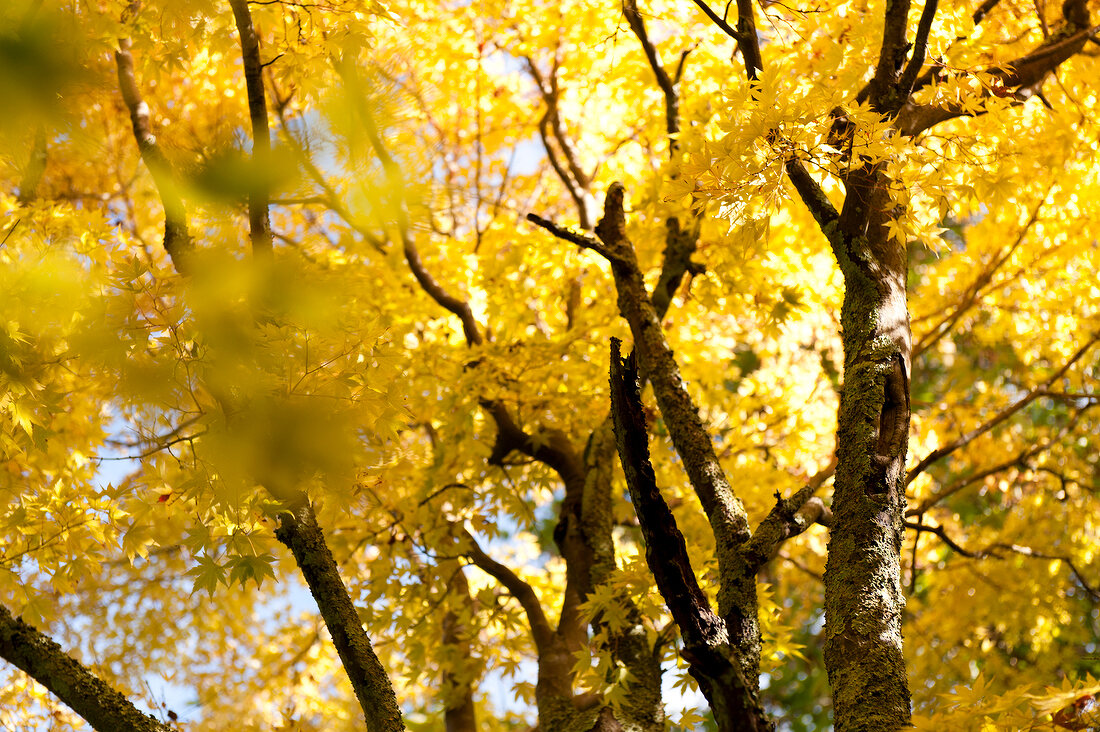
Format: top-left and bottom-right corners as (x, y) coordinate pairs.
(442, 567), (479, 732)
(228, 0), (274, 257)
(114, 29), (192, 274)
(275, 503), (405, 732)
(0, 604), (173, 732)
(787, 156), (913, 732)
(609, 342), (772, 732)
(827, 201), (912, 732)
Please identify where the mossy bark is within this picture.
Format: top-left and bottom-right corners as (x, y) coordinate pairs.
(0, 604), (172, 732)
(824, 167), (912, 731)
(276, 503), (405, 732)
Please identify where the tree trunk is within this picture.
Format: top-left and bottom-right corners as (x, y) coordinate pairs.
(824, 167), (912, 731)
(442, 566), (479, 732)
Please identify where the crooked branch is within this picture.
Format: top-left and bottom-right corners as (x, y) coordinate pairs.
(623, 0), (680, 145)
(742, 458), (837, 572)
(908, 405), (1091, 517)
(905, 522), (1100, 601)
(526, 56), (592, 228)
(898, 14), (1098, 135)
(461, 529), (555, 651)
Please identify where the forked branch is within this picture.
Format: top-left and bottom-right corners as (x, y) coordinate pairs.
(609, 341), (772, 732)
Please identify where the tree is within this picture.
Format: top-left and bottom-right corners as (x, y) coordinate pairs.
(1, 0), (1098, 730)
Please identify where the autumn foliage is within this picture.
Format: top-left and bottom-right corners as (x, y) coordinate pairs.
(1, 0), (1099, 730)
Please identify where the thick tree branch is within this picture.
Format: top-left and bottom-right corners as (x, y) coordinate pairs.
(863, 0), (913, 112)
(898, 16), (1098, 136)
(898, 0), (940, 96)
(480, 398), (586, 487)
(742, 459), (837, 572)
(275, 503), (404, 731)
(228, 0), (274, 256)
(441, 566), (478, 732)
(0, 604), (173, 732)
(651, 216), (705, 319)
(114, 31), (192, 273)
(461, 529), (555, 652)
(562, 183), (764, 685)
(691, 0), (762, 79)
(733, 0), (764, 80)
(971, 0), (1003, 24)
(907, 335), (1099, 484)
(609, 341), (772, 732)
(479, 398), (590, 649)
(590, 184), (751, 558)
(783, 159), (844, 261)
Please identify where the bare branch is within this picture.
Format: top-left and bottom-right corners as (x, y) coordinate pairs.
(742, 458), (837, 572)
(334, 60), (486, 348)
(622, 0), (680, 147)
(784, 159), (844, 261)
(268, 98), (387, 254)
(275, 503), (404, 731)
(907, 335), (1099, 483)
(907, 405), (1091, 516)
(537, 112), (592, 228)
(526, 212), (613, 260)
(971, 0), (1002, 24)
(590, 185), (751, 559)
(480, 398), (585, 487)
(898, 0), (940, 96)
(905, 523), (1100, 601)
(690, 0), (763, 80)
(526, 57), (592, 227)
(403, 238), (484, 346)
(691, 0), (741, 42)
